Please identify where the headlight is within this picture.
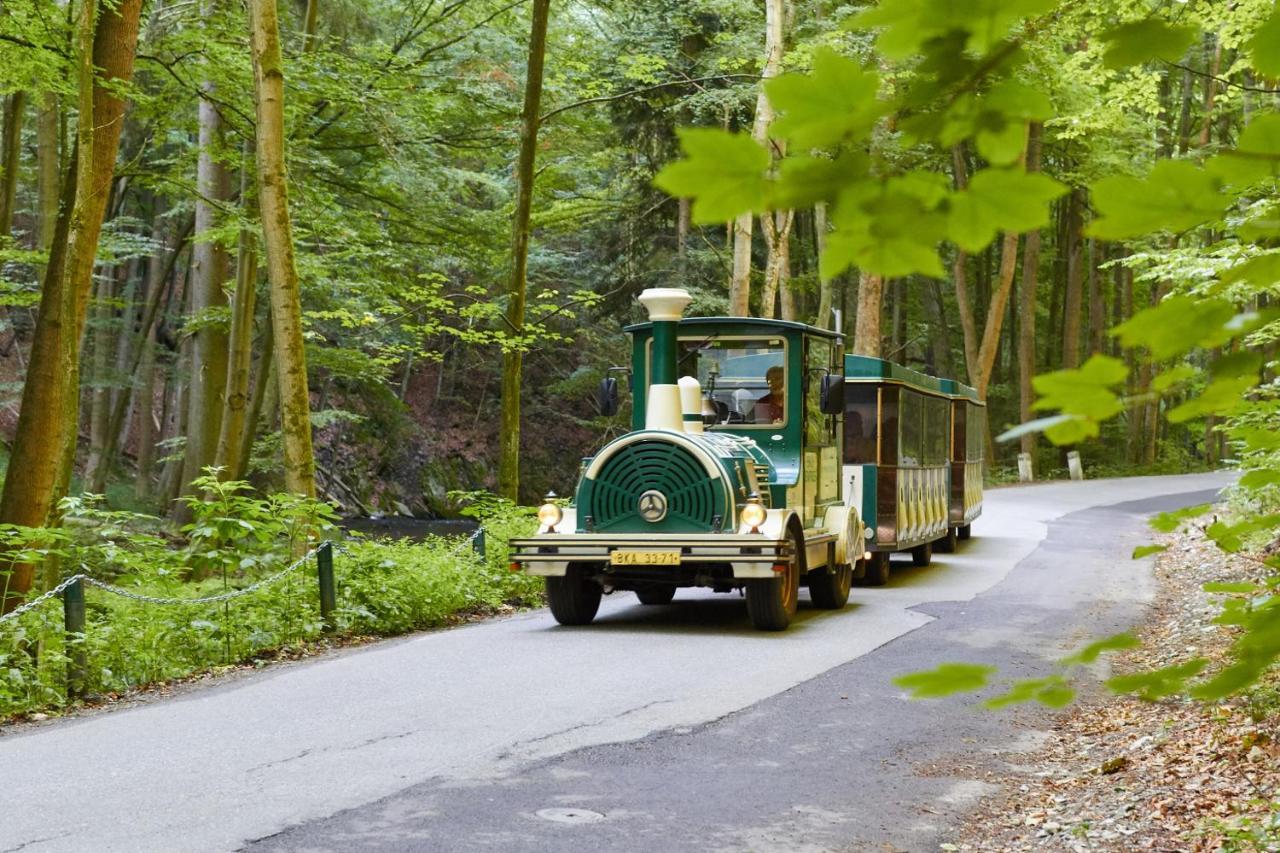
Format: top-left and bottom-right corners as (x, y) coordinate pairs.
(538, 492), (563, 530)
(740, 495), (766, 530)
(538, 502), (563, 529)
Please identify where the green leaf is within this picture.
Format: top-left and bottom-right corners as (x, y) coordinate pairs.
(946, 168), (1067, 252)
(995, 414), (1076, 443)
(1249, 4), (1280, 79)
(1132, 544), (1169, 559)
(1152, 364), (1198, 394)
(984, 675), (1075, 709)
(1031, 354), (1129, 420)
(1100, 20), (1197, 69)
(1203, 582), (1262, 594)
(824, 176), (948, 279)
(894, 662), (996, 698)
(1206, 514), (1280, 553)
(1110, 296), (1237, 360)
(653, 129), (770, 224)
(1192, 659), (1271, 701)
(1106, 659), (1209, 700)
(1061, 633), (1141, 665)
(1088, 161), (1227, 240)
(1220, 253), (1280, 289)
(849, 0), (1055, 58)
(1149, 503), (1210, 533)
(767, 49), (884, 149)
(1207, 114), (1280, 185)
(1240, 469), (1280, 490)
(769, 153), (868, 209)
(1045, 415), (1098, 445)
(1166, 351), (1262, 423)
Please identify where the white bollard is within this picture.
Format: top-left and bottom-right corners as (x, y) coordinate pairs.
(1017, 452), (1034, 482)
(1067, 450), (1084, 481)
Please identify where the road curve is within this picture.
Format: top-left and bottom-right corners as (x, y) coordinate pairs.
(0, 472), (1232, 852)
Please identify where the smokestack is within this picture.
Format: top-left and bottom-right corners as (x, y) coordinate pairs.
(638, 288), (692, 432)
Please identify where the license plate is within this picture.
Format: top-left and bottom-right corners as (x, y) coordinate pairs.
(610, 550), (681, 566)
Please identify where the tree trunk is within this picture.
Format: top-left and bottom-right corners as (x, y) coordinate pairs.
(177, 64), (232, 511)
(1199, 34), (1220, 148)
(0, 92), (25, 239)
(235, 317), (274, 482)
(815, 202), (834, 329)
(950, 146), (980, 385)
(0, 0), (143, 612)
(35, 92), (59, 281)
(676, 196), (689, 282)
(249, 0), (316, 499)
(215, 152), (258, 480)
(1061, 188), (1084, 369)
(730, 0), (785, 317)
(496, 0), (551, 502)
(1087, 238), (1105, 355)
(852, 272), (883, 356)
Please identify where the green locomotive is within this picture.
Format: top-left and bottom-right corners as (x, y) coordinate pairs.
(509, 288), (982, 630)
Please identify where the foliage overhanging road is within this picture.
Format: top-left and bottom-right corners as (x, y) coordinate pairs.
(1, 472), (1231, 853)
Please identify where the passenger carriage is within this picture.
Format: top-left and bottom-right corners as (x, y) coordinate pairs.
(842, 357), (984, 585)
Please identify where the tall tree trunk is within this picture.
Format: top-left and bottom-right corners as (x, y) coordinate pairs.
(249, 0), (316, 499)
(1015, 143), (1044, 467)
(235, 316), (274, 482)
(0, 92), (25, 239)
(927, 280), (954, 378)
(730, 0), (784, 317)
(215, 153), (258, 480)
(1199, 34), (1220, 149)
(496, 0), (551, 502)
(1086, 238), (1105, 355)
(35, 92), (59, 281)
(814, 202), (834, 329)
(1061, 188), (1084, 369)
(950, 145), (979, 385)
(0, 0), (143, 612)
(177, 56), (232, 512)
(852, 272), (883, 356)
(135, 321), (158, 500)
(676, 196), (689, 282)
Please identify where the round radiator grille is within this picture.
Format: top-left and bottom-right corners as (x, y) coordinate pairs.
(587, 440), (723, 532)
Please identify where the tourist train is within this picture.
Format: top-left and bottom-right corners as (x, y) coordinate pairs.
(509, 288), (984, 630)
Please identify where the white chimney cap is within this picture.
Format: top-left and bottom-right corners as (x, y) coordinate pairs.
(638, 288), (692, 322)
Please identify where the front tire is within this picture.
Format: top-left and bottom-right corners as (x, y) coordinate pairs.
(808, 562), (852, 610)
(860, 551), (891, 587)
(746, 529), (802, 631)
(635, 586), (676, 605)
(911, 542), (933, 567)
(546, 566), (603, 625)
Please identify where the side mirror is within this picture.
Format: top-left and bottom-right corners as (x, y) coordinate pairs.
(598, 377), (620, 416)
(819, 374), (844, 415)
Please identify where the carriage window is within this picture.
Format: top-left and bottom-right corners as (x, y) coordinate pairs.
(672, 337), (787, 427)
(966, 404), (985, 461)
(952, 400), (966, 462)
(900, 391), (923, 466)
(844, 384), (878, 463)
(925, 396), (948, 465)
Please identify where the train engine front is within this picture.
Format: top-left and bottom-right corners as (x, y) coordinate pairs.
(510, 288), (861, 631)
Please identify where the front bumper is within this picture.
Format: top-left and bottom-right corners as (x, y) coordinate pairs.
(509, 532), (833, 579)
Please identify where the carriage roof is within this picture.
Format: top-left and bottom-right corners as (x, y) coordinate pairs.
(844, 354), (983, 404)
(623, 316), (843, 341)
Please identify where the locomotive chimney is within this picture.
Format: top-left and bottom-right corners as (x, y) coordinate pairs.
(638, 287), (692, 432)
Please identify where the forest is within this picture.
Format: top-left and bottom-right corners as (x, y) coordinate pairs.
(1, 0), (1279, 709)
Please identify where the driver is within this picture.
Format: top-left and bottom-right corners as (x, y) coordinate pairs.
(753, 365), (785, 424)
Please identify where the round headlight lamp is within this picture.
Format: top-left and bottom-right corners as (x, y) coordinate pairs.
(740, 494), (767, 531)
(538, 492), (563, 531)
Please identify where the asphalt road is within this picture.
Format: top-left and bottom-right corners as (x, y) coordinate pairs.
(0, 472), (1232, 853)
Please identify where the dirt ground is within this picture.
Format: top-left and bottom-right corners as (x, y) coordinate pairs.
(949, 523), (1280, 852)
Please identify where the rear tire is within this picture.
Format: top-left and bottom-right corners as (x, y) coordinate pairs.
(808, 561), (853, 610)
(958, 524), (972, 541)
(860, 551), (891, 587)
(911, 542), (933, 567)
(746, 529), (802, 631)
(545, 566), (602, 625)
(635, 586), (676, 605)
(935, 527), (958, 553)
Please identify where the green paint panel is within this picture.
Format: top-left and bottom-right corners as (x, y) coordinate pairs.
(580, 439), (727, 533)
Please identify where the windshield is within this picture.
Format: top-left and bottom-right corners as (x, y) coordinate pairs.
(673, 336), (787, 428)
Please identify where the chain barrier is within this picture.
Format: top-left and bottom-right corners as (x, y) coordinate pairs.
(81, 545), (323, 606)
(0, 574), (87, 626)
